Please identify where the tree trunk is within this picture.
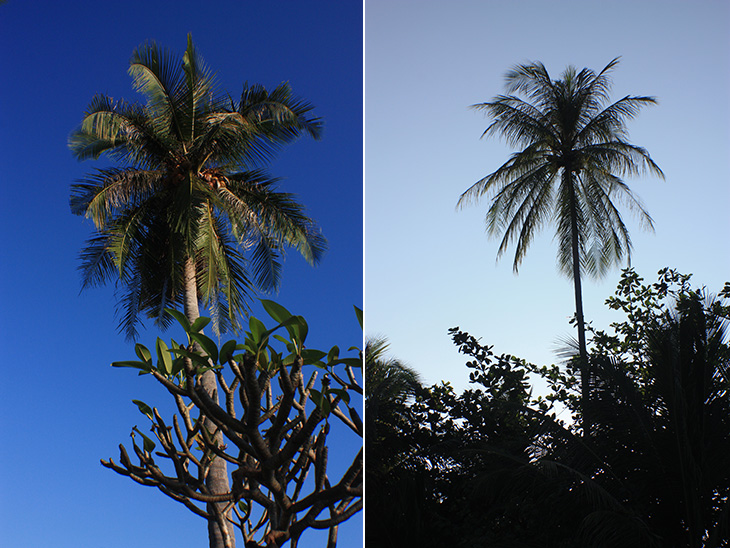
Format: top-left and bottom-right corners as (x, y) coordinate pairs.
(183, 256), (237, 548)
(566, 175), (591, 437)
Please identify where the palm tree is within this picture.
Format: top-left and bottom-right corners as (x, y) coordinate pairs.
(70, 35), (326, 339)
(364, 337), (428, 548)
(458, 58), (663, 434)
(70, 36), (326, 548)
(365, 337), (423, 453)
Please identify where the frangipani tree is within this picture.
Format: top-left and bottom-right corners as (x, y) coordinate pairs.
(104, 301), (363, 548)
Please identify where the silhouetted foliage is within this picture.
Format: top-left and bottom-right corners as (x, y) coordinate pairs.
(366, 269), (730, 548)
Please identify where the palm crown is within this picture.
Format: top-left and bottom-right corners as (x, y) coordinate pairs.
(70, 35), (326, 339)
(459, 57), (663, 279)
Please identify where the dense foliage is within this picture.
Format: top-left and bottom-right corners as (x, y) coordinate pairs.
(366, 269), (730, 547)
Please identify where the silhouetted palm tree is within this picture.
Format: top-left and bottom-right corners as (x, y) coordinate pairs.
(365, 337), (422, 465)
(364, 337), (429, 548)
(459, 58), (663, 434)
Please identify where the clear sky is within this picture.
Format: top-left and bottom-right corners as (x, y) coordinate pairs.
(0, 1), (361, 547)
(365, 0), (730, 394)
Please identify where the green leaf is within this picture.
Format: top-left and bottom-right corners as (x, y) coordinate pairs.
(156, 338), (173, 375)
(171, 357), (185, 376)
(169, 346), (210, 366)
(354, 305), (363, 329)
(164, 308), (191, 333)
(219, 340), (237, 363)
(274, 334), (296, 354)
(249, 316), (267, 344)
(261, 299), (293, 324)
(132, 426), (156, 452)
(239, 337), (257, 355)
(258, 349), (270, 371)
(268, 350), (282, 368)
(237, 500), (250, 514)
(134, 343), (152, 363)
(132, 399), (154, 420)
(285, 315), (308, 347)
(309, 389), (330, 416)
(111, 360), (153, 372)
(327, 345), (340, 363)
(190, 316), (211, 333)
(189, 332), (218, 364)
(301, 349), (327, 364)
(332, 357), (363, 369)
(328, 388), (351, 405)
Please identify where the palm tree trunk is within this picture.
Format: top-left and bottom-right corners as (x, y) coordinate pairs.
(183, 256), (237, 548)
(566, 176), (591, 437)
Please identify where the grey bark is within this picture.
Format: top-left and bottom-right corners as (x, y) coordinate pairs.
(183, 256), (237, 548)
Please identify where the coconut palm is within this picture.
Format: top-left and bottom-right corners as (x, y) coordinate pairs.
(70, 35), (326, 340)
(70, 36), (326, 548)
(364, 337), (428, 548)
(458, 58), (663, 434)
(365, 337), (423, 460)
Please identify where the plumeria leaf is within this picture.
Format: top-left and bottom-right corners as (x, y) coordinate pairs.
(309, 388), (331, 416)
(156, 338), (173, 375)
(164, 308), (191, 333)
(261, 299), (293, 324)
(134, 343), (152, 363)
(189, 332), (218, 364)
(190, 316), (211, 333)
(111, 360), (153, 372)
(132, 399), (154, 420)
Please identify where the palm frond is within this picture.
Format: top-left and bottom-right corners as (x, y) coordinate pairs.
(218, 170), (327, 283)
(70, 167), (163, 227)
(178, 33), (221, 145)
(77, 231), (117, 290)
(241, 81), (323, 141)
(69, 95), (138, 161)
(473, 95), (555, 150)
(196, 205), (253, 335)
(128, 39), (187, 143)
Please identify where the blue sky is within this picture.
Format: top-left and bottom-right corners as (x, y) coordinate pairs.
(0, 1), (362, 547)
(365, 0), (730, 394)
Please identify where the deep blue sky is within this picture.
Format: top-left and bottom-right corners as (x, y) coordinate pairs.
(366, 0), (729, 393)
(0, 1), (362, 547)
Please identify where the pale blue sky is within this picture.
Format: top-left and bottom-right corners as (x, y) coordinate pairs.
(365, 0), (730, 393)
